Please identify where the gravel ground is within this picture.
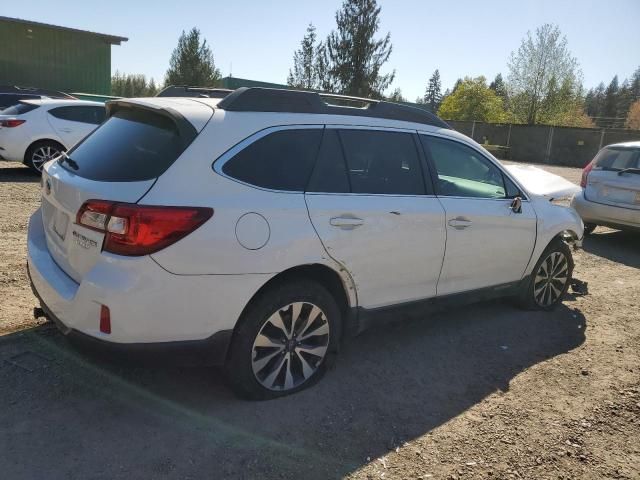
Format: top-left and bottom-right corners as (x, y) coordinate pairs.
(0, 161), (638, 480)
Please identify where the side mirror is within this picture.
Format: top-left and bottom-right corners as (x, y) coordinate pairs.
(510, 196), (522, 214)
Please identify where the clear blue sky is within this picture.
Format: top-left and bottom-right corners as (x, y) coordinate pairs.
(4, 0), (640, 99)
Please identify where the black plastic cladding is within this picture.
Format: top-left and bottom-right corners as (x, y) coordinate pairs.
(216, 87), (451, 129)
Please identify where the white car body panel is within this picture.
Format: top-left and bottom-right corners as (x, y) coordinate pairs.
(436, 197), (537, 295)
(27, 96), (584, 347)
(505, 164), (582, 199)
(0, 98), (104, 163)
(306, 192), (446, 308)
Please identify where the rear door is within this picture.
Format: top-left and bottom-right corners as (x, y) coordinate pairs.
(585, 146), (640, 210)
(420, 134), (537, 295)
(40, 104), (209, 283)
(305, 127), (446, 309)
(46, 105), (106, 147)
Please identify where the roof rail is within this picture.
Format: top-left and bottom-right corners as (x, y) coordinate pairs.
(216, 87), (450, 129)
(156, 85), (233, 99)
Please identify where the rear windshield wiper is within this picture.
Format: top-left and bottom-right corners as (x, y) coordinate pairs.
(58, 150), (79, 170)
(617, 167), (640, 175)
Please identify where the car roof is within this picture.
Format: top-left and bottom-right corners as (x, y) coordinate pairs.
(606, 141), (640, 149)
(21, 98), (105, 107)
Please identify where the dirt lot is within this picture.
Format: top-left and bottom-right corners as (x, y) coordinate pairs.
(0, 161), (638, 480)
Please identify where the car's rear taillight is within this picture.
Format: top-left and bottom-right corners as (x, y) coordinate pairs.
(0, 119), (26, 128)
(581, 159), (595, 188)
(76, 200), (213, 256)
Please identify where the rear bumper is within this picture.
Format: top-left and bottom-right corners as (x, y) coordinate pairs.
(571, 190), (640, 230)
(27, 208), (272, 364)
(28, 271), (232, 365)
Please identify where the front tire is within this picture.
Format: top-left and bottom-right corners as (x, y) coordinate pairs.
(225, 279), (341, 400)
(519, 238), (574, 311)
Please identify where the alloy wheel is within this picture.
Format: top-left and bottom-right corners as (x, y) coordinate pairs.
(251, 302), (330, 391)
(31, 146), (62, 172)
(533, 251), (569, 307)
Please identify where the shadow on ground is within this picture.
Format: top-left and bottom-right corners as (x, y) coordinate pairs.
(0, 301), (585, 479)
(582, 228), (640, 269)
(0, 165), (39, 183)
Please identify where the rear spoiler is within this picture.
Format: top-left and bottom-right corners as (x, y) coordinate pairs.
(105, 100), (197, 148)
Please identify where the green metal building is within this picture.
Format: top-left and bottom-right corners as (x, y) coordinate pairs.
(0, 16), (127, 95)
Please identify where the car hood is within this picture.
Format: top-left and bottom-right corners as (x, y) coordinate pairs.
(504, 164), (581, 199)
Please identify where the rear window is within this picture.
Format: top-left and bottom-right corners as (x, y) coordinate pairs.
(61, 109), (189, 182)
(0, 94), (39, 109)
(48, 106), (106, 125)
(594, 147), (640, 171)
(0, 102), (39, 115)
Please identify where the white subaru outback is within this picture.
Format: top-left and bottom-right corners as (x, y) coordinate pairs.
(27, 88), (584, 399)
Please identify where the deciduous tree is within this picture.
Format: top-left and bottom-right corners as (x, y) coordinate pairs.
(507, 24), (581, 124)
(437, 76), (507, 123)
(626, 100), (640, 129)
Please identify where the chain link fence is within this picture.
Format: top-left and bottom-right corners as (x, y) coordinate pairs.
(447, 120), (640, 167)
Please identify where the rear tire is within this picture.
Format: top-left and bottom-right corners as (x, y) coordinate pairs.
(518, 238), (574, 311)
(24, 140), (65, 173)
(225, 279), (341, 400)
(583, 223), (597, 235)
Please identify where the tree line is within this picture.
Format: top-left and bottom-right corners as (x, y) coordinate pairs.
(111, 0), (640, 130)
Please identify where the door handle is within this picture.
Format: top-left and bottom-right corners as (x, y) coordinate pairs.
(448, 216), (472, 230)
(330, 216), (364, 228)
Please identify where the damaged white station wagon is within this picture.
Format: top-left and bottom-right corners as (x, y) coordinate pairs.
(27, 88), (584, 399)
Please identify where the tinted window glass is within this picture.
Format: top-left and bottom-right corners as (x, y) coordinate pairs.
(306, 129), (350, 193)
(504, 175), (521, 198)
(593, 147), (640, 170)
(223, 129), (323, 191)
(61, 109), (187, 181)
(339, 130), (425, 195)
(49, 106), (106, 125)
(0, 94), (39, 109)
(422, 135), (506, 198)
(0, 102), (39, 115)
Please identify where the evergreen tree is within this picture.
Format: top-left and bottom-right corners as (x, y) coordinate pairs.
(165, 28), (221, 87)
(489, 73), (508, 108)
(314, 41), (335, 92)
(603, 75), (620, 119)
(287, 24), (319, 90)
(387, 88), (406, 103)
(111, 71), (157, 97)
(423, 69), (442, 112)
(326, 0), (394, 98)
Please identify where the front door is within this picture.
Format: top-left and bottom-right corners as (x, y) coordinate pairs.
(420, 134), (537, 295)
(305, 128), (446, 308)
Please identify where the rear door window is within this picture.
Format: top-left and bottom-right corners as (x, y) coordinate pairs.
(222, 129), (323, 191)
(60, 108), (190, 181)
(338, 129), (426, 195)
(306, 129), (350, 193)
(0, 102), (39, 115)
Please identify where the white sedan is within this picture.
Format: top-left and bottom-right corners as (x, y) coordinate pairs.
(0, 98), (105, 172)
